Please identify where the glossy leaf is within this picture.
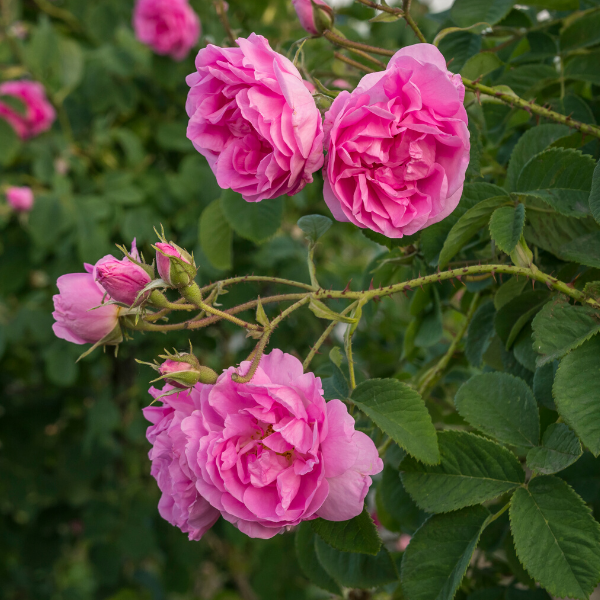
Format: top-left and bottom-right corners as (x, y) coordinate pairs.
(297, 214), (332, 244)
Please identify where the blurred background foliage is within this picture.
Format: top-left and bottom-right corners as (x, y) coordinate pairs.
(2, 0), (600, 598)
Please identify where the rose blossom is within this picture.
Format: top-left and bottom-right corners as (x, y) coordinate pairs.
(143, 385), (220, 540)
(6, 186), (34, 212)
(133, 0), (200, 61)
(95, 241), (152, 306)
(185, 33), (324, 202)
(0, 80), (55, 140)
(292, 0), (333, 36)
(52, 264), (121, 345)
(323, 43), (470, 238)
(172, 350), (383, 539)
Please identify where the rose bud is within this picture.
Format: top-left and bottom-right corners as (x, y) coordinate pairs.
(155, 242), (197, 288)
(52, 264), (122, 346)
(0, 80), (55, 140)
(6, 186), (34, 212)
(159, 357), (218, 388)
(292, 0), (334, 36)
(95, 241), (153, 306)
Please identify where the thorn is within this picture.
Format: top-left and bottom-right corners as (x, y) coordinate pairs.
(450, 278), (456, 287)
(436, 265), (440, 274)
(532, 279), (535, 289)
(546, 280), (552, 290)
(369, 278), (374, 291)
(491, 270), (497, 283)
(373, 295), (381, 303)
(476, 89), (481, 104)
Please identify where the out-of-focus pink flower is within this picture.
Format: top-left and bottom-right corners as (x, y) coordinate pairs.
(397, 533), (412, 552)
(323, 44), (470, 239)
(6, 186), (34, 212)
(332, 79), (352, 90)
(143, 386), (220, 540)
(292, 0), (333, 35)
(95, 241), (152, 306)
(52, 264), (121, 345)
(0, 80), (55, 139)
(175, 349), (382, 539)
(133, 0), (200, 61)
(185, 33), (324, 202)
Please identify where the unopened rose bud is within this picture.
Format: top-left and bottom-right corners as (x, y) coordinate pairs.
(292, 0), (334, 36)
(6, 186), (34, 212)
(159, 356), (218, 388)
(96, 256), (152, 306)
(155, 242), (197, 288)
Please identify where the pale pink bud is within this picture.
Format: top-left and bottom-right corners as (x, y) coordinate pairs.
(6, 186), (34, 212)
(292, 0), (333, 35)
(159, 357), (218, 388)
(95, 254), (152, 306)
(155, 242), (195, 287)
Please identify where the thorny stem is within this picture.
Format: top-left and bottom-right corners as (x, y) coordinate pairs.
(199, 275), (316, 294)
(417, 292), (480, 397)
(334, 51), (375, 74)
(323, 29), (395, 57)
(462, 77), (600, 140)
(402, 0), (427, 43)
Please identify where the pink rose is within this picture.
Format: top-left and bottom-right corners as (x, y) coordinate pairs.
(185, 33), (324, 202)
(52, 264), (121, 345)
(143, 386), (220, 540)
(292, 0), (334, 36)
(6, 186), (34, 212)
(133, 0), (200, 61)
(177, 350), (382, 539)
(95, 241), (152, 306)
(323, 44), (470, 239)
(0, 80), (55, 140)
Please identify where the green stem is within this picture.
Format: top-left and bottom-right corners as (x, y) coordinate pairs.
(334, 51), (375, 74)
(199, 275), (316, 295)
(417, 293), (480, 397)
(323, 29), (395, 57)
(402, 0), (427, 43)
(356, 0), (403, 16)
(307, 245), (320, 289)
(462, 77), (600, 140)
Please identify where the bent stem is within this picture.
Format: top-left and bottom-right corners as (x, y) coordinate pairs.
(402, 0), (427, 43)
(323, 29), (395, 57)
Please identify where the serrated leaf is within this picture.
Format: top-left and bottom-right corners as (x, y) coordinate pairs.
(526, 423), (582, 475)
(455, 373), (540, 448)
(351, 379), (439, 465)
(308, 298), (358, 324)
(437, 31), (482, 73)
(494, 276), (528, 311)
(314, 537), (398, 589)
(220, 189), (283, 244)
(295, 523), (342, 595)
(531, 298), (600, 367)
(494, 290), (549, 349)
(590, 160), (600, 226)
(297, 214), (332, 244)
(460, 52), (503, 80)
(199, 199), (232, 271)
(562, 231), (600, 268)
(321, 347), (349, 401)
(401, 431), (524, 514)
(553, 337), (600, 457)
(451, 0), (515, 28)
(438, 195), (510, 269)
(510, 476), (600, 599)
(489, 204), (525, 254)
(465, 301), (496, 367)
(516, 148), (596, 217)
(401, 506), (490, 600)
(533, 362), (557, 410)
(311, 507), (381, 555)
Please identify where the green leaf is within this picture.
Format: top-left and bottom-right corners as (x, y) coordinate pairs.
(525, 0), (576, 8)
(532, 298), (600, 367)
(526, 423), (582, 475)
(221, 190), (283, 244)
(465, 301), (496, 367)
(496, 64), (558, 98)
(377, 464), (424, 534)
(494, 290), (549, 349)
(516, 148), (596, 217)
(533, 362), (557, 410)
(565, 51), (600, 87)
(562, 232), (600, 268)
(351, 379), (439, 465)
(455, 373), (540, 447)
(311, 507), (381, 555)
(451, 0), (515, 28)
(199, 199), (232, 271)
(0, 118), (21, 166)
(295, 523), (342, 595)
(438, 195), (510, 269)
(438, 31), (482, 74)
(494, 276), (528, 310)
(401, 506), (490, 600)
(297, 214), (332, 244)
(513, 324), (538, 372)
(460, 53), (503, 80)
(58, 38), (84, 95)
(308, 298), (358, 324)
(560, 10), (600, 51)
(155, 121), (192, 152)
(510, 476), (600, 599)
(489, 204), (525, 254)
(553, 337), (600, 457)
(589, 160), (600, 225)
(314, 537), (398, 589)
(401, 431), (524, 513)
(321, 348), (349, 401)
